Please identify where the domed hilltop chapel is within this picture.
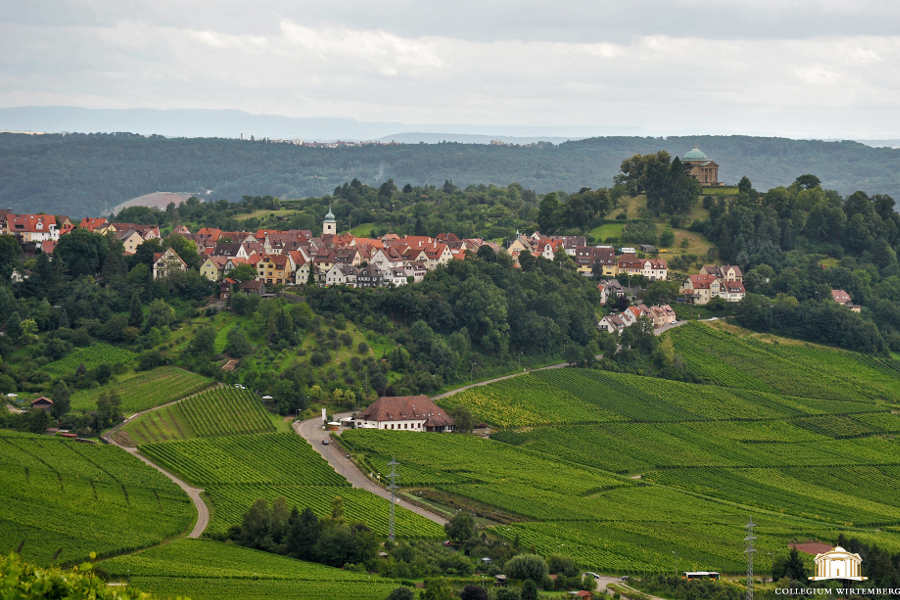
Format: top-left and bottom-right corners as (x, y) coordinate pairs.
(683, 147), (719, 186)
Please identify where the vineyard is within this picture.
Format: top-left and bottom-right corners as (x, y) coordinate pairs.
(119, 387), (274, 445)
(344, 394), (900, 574)
(492, 419), (897, 472)
(101, 539), (399, 600)
(42, 343), (136, 377)
(70, 366), (212, 413)
(0, 431), (193, 565)
(667, 322), (900, 401)
(140, 433), (444, 538)
(441, 367), (883, 429)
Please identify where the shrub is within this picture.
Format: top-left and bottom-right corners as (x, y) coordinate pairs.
(504, 554), (548, 581)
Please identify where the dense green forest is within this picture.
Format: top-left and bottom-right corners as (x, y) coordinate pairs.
(3, 132), (900, 216)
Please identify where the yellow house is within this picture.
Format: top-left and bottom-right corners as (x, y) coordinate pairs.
(256, 254), (294, 286)
(200, 256), (229, 281)
(116, 229), (145, 255)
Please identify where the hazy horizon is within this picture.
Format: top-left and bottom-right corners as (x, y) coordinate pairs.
(2, 1), (899, 140)
(3, 105), (900, 147)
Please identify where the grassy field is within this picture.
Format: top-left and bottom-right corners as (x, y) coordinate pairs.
(0, 431), (193, 565)
(42, 343), (136, 377)
(101, 539), (400, 599)
(587, 222), (624, 242)
(350, 222), (377, 237)
(702, 186), (739, 196)
(233, 208), (298, 221)
(70, 366), (213, 414)
(140, 433), (445, 538)
(115, 386), (274, 445)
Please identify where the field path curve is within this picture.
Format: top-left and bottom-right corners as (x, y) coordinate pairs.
(102, 386), (220, 539)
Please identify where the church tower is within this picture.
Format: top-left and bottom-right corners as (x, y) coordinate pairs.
(323, 206), (336, 235)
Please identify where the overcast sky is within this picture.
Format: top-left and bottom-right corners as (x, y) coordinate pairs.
(2, 0), (899, 138)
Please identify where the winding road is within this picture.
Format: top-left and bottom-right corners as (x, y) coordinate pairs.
(102, 391), (213, 539)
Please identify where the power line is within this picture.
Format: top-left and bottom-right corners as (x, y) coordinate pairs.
(745, 517), (757, 600)
(388, 457), (398, 543)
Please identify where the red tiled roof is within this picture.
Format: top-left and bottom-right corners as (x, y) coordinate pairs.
(359, 396), (454, 427)
(687, 274), (718, 289)
(831, 289), (852, 304)
(9, 213), (57, 232)
(79, 217), (108, 231)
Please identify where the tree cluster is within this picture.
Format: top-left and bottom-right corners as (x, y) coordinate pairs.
(695, 176), (900, 351)
(227, 497), (377, 568)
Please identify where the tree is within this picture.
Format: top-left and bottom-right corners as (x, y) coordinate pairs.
(659, 228), (675, 247)
(230, 263), (257, 283)
(794, 174), (821, 190)
(189, 325), (216, 356)
(505, 554), (548, 581)
(772, 548), (808, 581)
(495, 590), (519, 600)
(385, 587), (415, 600)
(476, 244), (496, 261)
(460, 585), (488, 600)
(54, 229), (109, 277)
(27, 408), (50, 434)
(95, 391), (122, 429)
(643, 280), (679, 305)
(446, 406), (474, 433)
(444, 511), (476, 543)
(225, 327), (253, 357)
(738, 176), (753, 195)
(132, 239), (163, 267)
(50, 381), (71, 419)
(127, 291), (144, 327)
(421, 578), (455, 600)
(146, 299), (175, 329)
(520, 579), (539, 600)
(164, 234), (202, 269)
(287, 508), (321, 561)
(538, 193), (560, 232)
(0, 234), (22, 280)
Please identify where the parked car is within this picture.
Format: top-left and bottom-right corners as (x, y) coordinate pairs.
(321, 439), (330, 446)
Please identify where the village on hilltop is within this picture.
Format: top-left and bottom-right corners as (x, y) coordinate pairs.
(0, 147), (865, 335)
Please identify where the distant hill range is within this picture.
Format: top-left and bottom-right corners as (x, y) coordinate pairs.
(0, 106), (601, 142)
(2, 129), (900, 217)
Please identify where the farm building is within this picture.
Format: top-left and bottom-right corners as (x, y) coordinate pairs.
(354, 396), (455, 432)
(30, 397), (54, 411)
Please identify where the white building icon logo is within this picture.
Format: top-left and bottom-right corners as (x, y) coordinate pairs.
(809, 546), (867, 581)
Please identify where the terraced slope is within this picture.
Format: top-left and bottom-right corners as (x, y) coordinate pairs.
(101, 539), (400, 600)
(70, 366), (212, 413)
(118, 387), (274, 445)
(0, 432), (193, 565)
(141, 433), (445, 538)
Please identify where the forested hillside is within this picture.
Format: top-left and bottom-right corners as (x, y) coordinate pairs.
(3, 132), (900, 216)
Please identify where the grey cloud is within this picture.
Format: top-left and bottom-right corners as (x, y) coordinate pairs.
(4, 0), (900, 42)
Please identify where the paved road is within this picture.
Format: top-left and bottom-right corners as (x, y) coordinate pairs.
(102, 388), (216, 539)
(294, 415), (448, 526)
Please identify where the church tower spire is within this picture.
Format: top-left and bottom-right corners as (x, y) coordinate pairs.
(323, 205), (336, 235)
